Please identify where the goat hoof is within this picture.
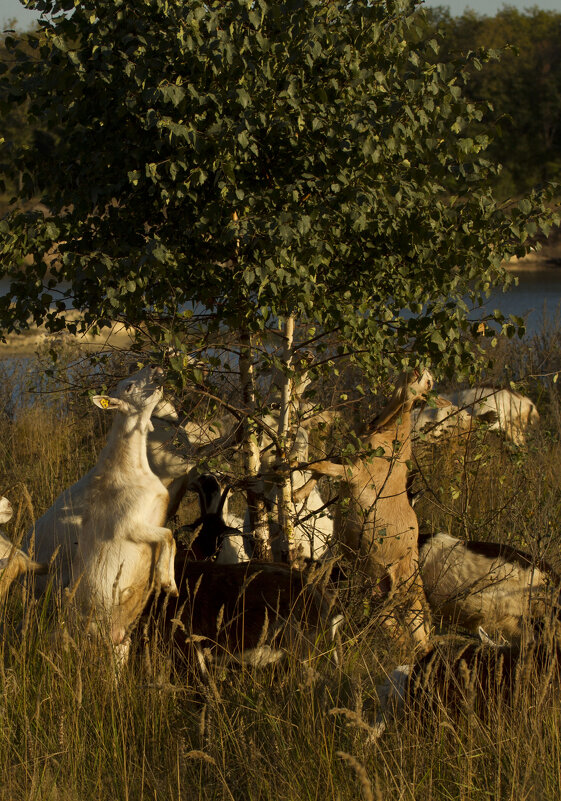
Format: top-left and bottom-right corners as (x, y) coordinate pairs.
(163, 579), (179, 597)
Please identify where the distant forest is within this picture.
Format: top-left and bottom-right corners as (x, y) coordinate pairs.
(0, 5), (560, 205)
(427, 6), (561, 199)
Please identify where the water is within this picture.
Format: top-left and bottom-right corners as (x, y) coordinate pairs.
(0, 276), (72, 305)
(482, 268), (561, 336)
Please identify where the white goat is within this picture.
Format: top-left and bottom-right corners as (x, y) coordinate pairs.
(67, 366), (177, 645)
(441, 388), (539, 446)
(148, 400), (237, 517)
(146, 399), (199, 518)
(412, 397), (474, 443)
(25, 395), (213, 594)
(0, 496), (47, 598)
(419, 531), (559, 640)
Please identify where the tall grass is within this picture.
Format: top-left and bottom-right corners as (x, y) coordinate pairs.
(0, 338), (561, 800)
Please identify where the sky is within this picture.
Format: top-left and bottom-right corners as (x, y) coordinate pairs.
(1, 0), (561, 29)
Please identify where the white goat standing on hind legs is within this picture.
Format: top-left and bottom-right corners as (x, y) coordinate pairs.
(25, 393), (233, 595)
(68, 365), (177, 649)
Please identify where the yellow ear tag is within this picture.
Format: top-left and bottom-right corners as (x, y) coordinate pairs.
(99, 397), (110, 409)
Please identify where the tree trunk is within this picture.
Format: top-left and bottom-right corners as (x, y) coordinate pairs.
(239, 329), (271, 561)
(276, 315), (296, 564)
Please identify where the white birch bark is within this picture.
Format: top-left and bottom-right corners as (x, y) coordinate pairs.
(276, 315), (296, 563)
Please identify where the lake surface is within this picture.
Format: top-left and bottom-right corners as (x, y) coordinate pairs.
(482, 268), (561, 336)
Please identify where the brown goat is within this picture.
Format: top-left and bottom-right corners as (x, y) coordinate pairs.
(375, 623), (561, 736)
(145, 549), (341, 673)
(303, 371), (433, 647)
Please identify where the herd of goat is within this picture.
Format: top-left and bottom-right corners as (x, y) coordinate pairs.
(1, 360), (559, 736)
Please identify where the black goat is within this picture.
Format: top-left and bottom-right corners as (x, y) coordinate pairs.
(181, 474), (254, 563)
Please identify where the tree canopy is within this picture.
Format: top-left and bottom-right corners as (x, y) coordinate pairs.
(0, 0), (556, 384)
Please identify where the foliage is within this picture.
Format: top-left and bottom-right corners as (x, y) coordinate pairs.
(0, 0), (556, 386)
(429, 6), (561, 199)
(0, 25), (36, 208)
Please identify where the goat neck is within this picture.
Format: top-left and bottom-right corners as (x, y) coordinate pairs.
(369, 370), (433, 433)
(97, 407), (155, 478)
(363, 370), (432, 460)
(91, 365), (164, 479)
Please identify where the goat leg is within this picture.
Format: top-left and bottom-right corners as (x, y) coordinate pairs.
(128, 525), (178, 596)
(306, 460), (348, 479)
(292, 475), (319, 504)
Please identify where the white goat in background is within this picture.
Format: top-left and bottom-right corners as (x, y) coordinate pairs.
(256, 413), (334, 562)
(441, 387), (539, 446)
(412, 397), (474, 443)
(418, 530), (559, 640)
(0, 496), (47, 598)
(148, 399), (237, 518)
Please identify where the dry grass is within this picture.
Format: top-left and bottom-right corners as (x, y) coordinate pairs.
(0, 340), (561, 800)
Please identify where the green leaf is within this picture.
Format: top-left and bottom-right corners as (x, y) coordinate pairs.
(0, 0), (553, 392)
(237, 88), (251, 108)
(248, 9), (261, 28)
(160, 84), (185, 106)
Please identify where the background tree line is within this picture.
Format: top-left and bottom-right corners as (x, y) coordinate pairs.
(427, 5), (561, 200)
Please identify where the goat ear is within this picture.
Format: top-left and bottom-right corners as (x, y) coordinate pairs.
(218, 485), (231, 515)
(91, 395), (125, 412)
(478, 626), (499, 647)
